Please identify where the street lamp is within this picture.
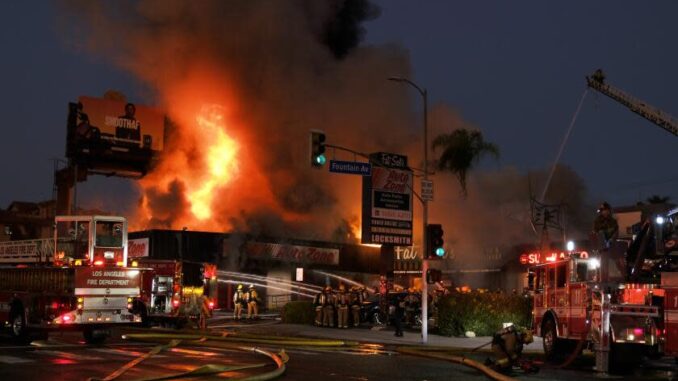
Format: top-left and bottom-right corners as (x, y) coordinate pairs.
(388, 76), (429, 344)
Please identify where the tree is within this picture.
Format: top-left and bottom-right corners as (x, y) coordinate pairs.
(432, 129), (499, 196)
(646, 195), (671, 204)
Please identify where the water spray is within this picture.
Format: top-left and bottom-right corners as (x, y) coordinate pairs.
(217, 270), (322, 294)
(218, 279), (314, 298)
(311, 270), (375, 293)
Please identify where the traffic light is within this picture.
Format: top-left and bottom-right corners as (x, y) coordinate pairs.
(426, 269), (442, 284)
(426, 223), (445, 259)
(309, 130), (326, 168)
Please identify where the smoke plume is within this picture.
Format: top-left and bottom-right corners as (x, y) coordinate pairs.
(59, 1), (593, 265)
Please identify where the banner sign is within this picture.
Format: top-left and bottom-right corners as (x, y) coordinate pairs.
(245, 242), (340, 265)
(362, 154), (413, 246)
(128, 238), (149, 258)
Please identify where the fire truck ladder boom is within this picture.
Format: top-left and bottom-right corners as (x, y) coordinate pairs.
(586, 70), (678, 136)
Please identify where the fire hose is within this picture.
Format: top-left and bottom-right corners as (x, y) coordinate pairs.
(397, 347), (517, 381)
(91, 332), (360, 381)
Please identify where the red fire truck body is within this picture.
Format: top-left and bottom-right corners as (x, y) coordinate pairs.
(530, 252), (668, 369)
(0, 216), (142, 343)
(133, 259), (217, 327)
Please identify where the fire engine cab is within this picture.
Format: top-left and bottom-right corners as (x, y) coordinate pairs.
(0, 215), (143, 344)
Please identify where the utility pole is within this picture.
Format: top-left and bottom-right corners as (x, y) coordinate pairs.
(389, 77), (429, 343)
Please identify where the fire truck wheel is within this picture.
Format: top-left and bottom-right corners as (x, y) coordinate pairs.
(542, 318), (564, 361)
(83, 327), (108, 345)
(9, 308), (30, 345)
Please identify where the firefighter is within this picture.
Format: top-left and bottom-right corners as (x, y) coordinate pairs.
(390, 293), (405, 337)
(593, 202), (619, 249)
(313, 288), (324, 326)
(233, 284), (246, 320)
(489, 325), (536, 373)
(403, 288), (419, 326)
(247, 284), (259, 319)
(349, 286), (363, 327)
(335, 285), (350, 329)
(322, 286), (335, 327)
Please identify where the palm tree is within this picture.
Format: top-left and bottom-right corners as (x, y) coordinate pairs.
(432, 129), (499, 196)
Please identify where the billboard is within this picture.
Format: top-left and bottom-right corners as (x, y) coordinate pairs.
(362, 153), (413, 246)
(66, 96), (166, 176)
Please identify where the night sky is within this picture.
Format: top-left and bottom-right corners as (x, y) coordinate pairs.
(1, 1), (678, 214)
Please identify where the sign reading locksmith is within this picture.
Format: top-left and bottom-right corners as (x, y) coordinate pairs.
(245, 242), (340, 265)
(362, 153), (413, 246)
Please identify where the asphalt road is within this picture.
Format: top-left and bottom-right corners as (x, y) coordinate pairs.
(1, 325), (677, 381)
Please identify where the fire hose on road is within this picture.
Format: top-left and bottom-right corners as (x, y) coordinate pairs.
(90, 332), (359, 381)
(397, 347), (517, 381)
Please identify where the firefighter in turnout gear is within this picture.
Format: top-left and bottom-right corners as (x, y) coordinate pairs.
(233, 284), (246, 320)
(489, 325), (537, 373)
(313, 289), (324, 326)
(322, 286), (335, 327)
(336, 285), (350, 328)
(593, 201), (619, 249)
(404, 288), (419, 326)
(247, 284), (259, 319)
(349, 286), (364, 327)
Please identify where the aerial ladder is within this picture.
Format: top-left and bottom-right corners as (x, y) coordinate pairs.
(586, 69), (678, 136)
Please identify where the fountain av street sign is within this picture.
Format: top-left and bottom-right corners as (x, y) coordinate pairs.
(329, 160), (371, 176)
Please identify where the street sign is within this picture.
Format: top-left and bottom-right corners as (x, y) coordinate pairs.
(362, 154), (413, 246)
(329, 160), (371, 176)
(421, 179), (433, 201)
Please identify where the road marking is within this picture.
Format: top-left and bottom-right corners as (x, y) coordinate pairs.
(91, 348), (166, 358)
(34, 350), (103, 361)
(0, 355), (34, 364)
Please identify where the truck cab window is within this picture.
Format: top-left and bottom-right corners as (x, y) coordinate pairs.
(556, 263), (567, 288)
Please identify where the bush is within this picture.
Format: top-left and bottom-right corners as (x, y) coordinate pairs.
(281, 301), (315, 325)
(437, 291), (532, 337)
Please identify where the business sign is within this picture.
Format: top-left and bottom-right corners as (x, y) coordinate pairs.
(245, 242), (340, 265)
(127, 238), (149, 258)
(329, 160), (371, 176)
(519, 251), (589, 265)
(394, 245), (422, 273)
(362, 153), (413, 246)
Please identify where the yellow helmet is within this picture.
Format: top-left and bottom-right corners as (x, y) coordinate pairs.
(237, 284), (243, 290)
(249, 284), (255, 289)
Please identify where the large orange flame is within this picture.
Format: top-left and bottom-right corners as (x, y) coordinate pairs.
(189, 105), (239, 220)
(135, 103), (240, 230)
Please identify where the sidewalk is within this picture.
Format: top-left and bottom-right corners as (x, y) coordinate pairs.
(231, 322), (544, 353)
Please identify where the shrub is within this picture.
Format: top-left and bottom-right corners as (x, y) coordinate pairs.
(281, 301), (315, 325)
(437, 291), (532, 337)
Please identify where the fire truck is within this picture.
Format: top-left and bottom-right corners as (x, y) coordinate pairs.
(529, 206), (678, 371)
(131, 259), (217, 329)
(528, 70), (678, 372)
(0, 215), (142, 344)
